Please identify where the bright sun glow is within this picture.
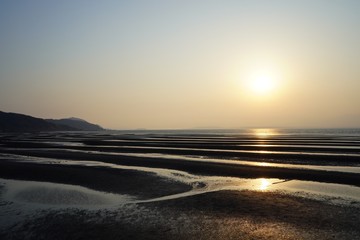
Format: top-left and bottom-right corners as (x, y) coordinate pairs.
(259, 178), (271, 191)
(253, 128), (278, 138)
(251, 75), (274, 93)
(242, 68), (281, 97)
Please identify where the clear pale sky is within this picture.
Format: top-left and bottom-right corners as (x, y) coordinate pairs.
(1, 0), (359, 129)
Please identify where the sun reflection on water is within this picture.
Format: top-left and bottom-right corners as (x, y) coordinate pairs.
(256, 162), (272, 167)
(253, 129), (277, 138)
(259, 178), (271, 191)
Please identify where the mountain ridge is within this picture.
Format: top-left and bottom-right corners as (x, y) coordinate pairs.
(47, 118), (103, 131)
(0, 111), (104, 132)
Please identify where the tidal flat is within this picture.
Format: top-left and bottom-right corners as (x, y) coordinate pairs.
(0, 129), (359, 239)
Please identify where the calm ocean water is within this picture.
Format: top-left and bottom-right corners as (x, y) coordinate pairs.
(111, 128), (360, 136)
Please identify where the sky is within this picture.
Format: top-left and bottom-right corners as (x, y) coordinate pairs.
(1, 0), (359, 129)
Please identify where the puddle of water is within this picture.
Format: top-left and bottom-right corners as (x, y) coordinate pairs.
(44, 141), (85, 147)
(0, 178), (133, 209)
(1, 154), (359, 207)
(271, 180), (360, 202)
(50, 149), (360, 174)
(95, 145), (360, 157)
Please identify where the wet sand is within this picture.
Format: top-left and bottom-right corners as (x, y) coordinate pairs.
(0, 149), (359, 187)
(0, 131), (360, 239)
(0, 161), (191, 199)
(1, 189), (359, 240)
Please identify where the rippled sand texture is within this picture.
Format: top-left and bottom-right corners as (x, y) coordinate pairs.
(0, 129), (359, 239)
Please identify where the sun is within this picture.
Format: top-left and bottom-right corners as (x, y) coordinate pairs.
(251, 74), (275, 94)
(237, 66), (283, 98)
(243, 69), (280, 96)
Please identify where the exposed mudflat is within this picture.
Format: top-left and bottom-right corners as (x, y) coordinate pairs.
(0, 130), (359, 239)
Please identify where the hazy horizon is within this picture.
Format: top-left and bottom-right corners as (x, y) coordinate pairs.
(1, 1), (360, 129)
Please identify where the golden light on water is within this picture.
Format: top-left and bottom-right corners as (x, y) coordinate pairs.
(259, 178), (271, 191)
(256, 162), (272, 167)
(253, 128), (278, 138)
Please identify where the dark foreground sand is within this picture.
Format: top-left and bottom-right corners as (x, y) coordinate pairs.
(0, 161), (359, 240)
(1, 189), (359, 240)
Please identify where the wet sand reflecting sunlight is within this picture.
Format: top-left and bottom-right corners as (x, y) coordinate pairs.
(1, 130), (360, 239)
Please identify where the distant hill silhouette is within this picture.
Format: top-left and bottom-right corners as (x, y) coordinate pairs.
(47, 118), (103, 131)
(0, 111), (104, 132)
